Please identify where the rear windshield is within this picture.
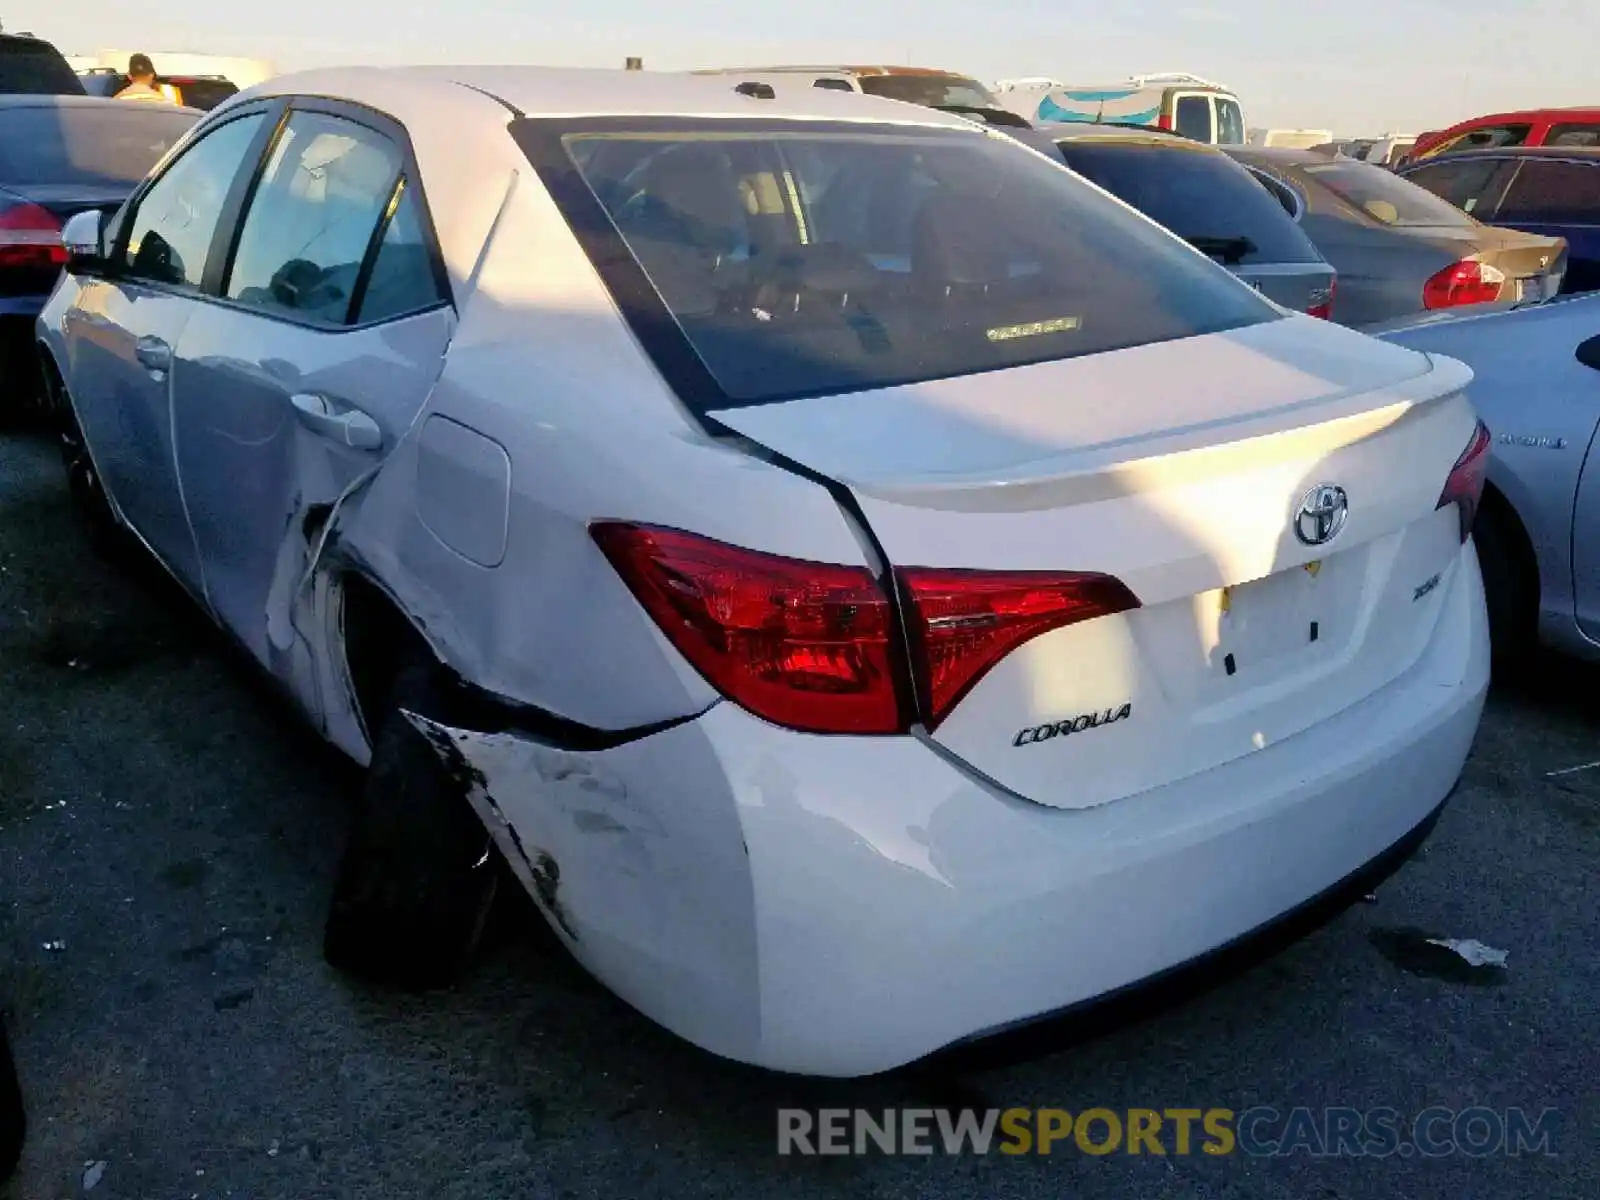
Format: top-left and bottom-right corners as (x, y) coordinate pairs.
(1055, 141), (1321, 265)
(857, 74), (999, 109)
(0, 36), (84, 94)
(0, 105), (197, 185)
(520, 119), (1277, 409)
(1300, 158), (1476, 227)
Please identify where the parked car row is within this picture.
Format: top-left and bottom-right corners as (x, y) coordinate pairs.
(1, 94), (198, 411)
(23, 67), (1495, 1078)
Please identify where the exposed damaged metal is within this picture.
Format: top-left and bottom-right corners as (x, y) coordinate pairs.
(405, 710), (581, 942)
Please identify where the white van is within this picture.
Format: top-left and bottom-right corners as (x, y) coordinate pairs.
(1249, 128), (1335, 150)
(992, 73), (1246, 144)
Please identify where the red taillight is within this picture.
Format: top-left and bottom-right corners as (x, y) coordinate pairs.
(1437, 419), (1491, 543)
(898, 567), (1141, 731)
(593, 523), (1142, 735)
(590, 523), (905, 734)
(1157, 113), (1174, 131)
(0, 199), (66, 272)
(1307, 278), (1336, 319)
(1422, 260), (1505, 310)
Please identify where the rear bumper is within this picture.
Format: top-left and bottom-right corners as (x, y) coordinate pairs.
(432, 543), (1489, 1077)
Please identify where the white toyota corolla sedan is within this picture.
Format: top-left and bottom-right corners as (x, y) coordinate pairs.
(35, 67), (1491, 1076)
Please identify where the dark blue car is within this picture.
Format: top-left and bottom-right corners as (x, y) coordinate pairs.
(1398, 146), (1600, 295)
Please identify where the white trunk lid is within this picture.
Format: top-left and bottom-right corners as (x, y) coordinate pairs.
(713, 317), (1478, 809)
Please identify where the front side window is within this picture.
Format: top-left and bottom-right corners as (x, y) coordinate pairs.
(1301, 158), (1477, 227)
(1401, 158), (1513, 215)
(1493, 160), (1600, 223)
(122, 112), (265, 289)
(225, 111), (403, 325)
(1546, 123), (1600, 148)
(523, 119), (1276, 410)
(1174, 95), (1212, 142)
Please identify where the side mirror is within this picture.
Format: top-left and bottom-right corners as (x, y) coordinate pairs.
(60, 210), (106, 273)
(1577, 333), (1600, 373)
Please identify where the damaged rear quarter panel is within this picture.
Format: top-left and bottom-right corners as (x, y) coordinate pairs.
(404, 711), (763, 1058)
(331, 156), (876, 731)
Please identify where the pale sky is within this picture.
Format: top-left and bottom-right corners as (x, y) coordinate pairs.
(5, 0), (1595, 135)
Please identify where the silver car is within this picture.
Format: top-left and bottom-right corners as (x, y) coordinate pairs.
(1229, 147), (1568, 327)
(1379, 293), (1600, 661)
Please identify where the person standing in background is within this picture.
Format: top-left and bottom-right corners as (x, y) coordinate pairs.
(114, 54), (172, 103)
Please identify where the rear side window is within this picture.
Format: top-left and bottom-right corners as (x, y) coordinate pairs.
(857, 74), (998, 109)
(812, 78), (855, 92)
(1215, 97), (1245, 146)
(1428, 124), (1531, 157)
(1174, 95), (1212, 142)
(172, 79), (240, 112)
(1057, 141), (1321, 264)
(225, 111), (403, 325)
(1400, 158), (1514, 215)
(0, 36), (83, 94)
(523, 120), (1276, 409)
(353, 181), (448, 324)
(0, 105), (196, 185)
(1493, 160), (1600, 223)
(1546, 123), (1600, 148)
(1301, 159), (1476, 227)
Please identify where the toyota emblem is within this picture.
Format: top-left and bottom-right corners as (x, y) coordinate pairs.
(1294, 484), (1349, 546)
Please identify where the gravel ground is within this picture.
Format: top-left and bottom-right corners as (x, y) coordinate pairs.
(1, 428), (1595, 1199)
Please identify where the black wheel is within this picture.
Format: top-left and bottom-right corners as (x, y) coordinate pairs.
(1473, 505), (1534, 675)
(44, 365), (125, 559)
(324, 663), (499, 990)
(0, 1018), (23, 1183)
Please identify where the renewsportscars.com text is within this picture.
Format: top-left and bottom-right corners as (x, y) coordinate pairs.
(777, 1106), (1559, 1158)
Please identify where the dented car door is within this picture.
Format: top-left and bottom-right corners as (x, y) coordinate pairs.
(169, 105), (453, 678)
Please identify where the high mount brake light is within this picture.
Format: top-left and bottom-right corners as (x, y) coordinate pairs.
(592, 524), (1143, 735)
(1437, 419), (1491, 543)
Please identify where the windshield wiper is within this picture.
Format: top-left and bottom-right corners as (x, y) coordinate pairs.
(1183, 234), (1257, 265)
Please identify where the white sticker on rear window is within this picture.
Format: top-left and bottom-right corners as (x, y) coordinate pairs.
(986, 316), (1082, 342)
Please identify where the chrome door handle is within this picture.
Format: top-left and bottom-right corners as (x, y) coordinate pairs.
(290, 392), (383, 451)
(134, 335), (172, 374)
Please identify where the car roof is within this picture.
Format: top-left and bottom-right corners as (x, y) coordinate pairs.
(1224, 146), (1331, 167)
(1038, 121), (1215, 147)
(694, 65), (979, 79)
(248, 65), (979, 129)
(0, 92), (201, 114)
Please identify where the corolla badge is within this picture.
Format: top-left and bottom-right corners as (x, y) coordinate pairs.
(1294, 484), (1349, 547)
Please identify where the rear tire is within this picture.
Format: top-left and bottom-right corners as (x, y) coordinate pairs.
(324, 663), (499, 990)
(44, 364), (126, 561)
(1473, 504), (1534, 676)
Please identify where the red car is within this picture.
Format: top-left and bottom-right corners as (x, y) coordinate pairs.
(1411, 106), (1600, 161)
